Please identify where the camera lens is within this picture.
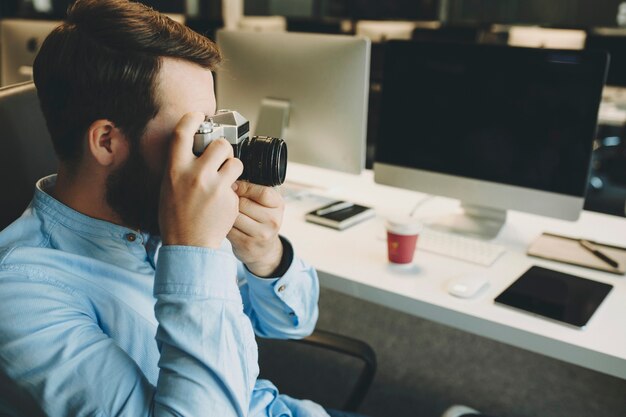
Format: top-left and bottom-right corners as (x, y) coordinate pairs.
(238, 136), (287, 187)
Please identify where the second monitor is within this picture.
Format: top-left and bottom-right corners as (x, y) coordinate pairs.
(0, 19), (60, 87)
(374, 41), (608, 238)
(215, 29), (371, 175)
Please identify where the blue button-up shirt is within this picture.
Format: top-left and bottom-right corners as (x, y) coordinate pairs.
(0, 175), (327, 417)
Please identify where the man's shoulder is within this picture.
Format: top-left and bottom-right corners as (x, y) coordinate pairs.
(0, 209), (86, 291)
(0, 244), (84, 299)
(0, 208), (53, 265)
(0, 249), (94, 325)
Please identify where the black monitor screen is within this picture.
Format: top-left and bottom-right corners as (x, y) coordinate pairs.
(376, 42), (608, 197)
(586, 34), (626, 87)
(331, 0), (438, 20)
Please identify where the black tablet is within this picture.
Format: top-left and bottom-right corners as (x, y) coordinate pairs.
(494, 266), (613, 329)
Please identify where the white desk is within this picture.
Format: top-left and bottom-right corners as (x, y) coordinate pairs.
(281, 163), (626, 380)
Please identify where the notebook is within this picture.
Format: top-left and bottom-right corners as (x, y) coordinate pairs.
(527, 232), (626, 275)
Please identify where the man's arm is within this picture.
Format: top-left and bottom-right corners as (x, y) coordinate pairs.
(0, 258), (257, 416)
(237, 237), (320, 339)
(154, 247), (258, 414)
(226, 181), (320, 339)
(153, 111), (259, 414)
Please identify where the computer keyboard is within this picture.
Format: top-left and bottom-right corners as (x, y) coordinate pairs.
(418, 228), (506, 267)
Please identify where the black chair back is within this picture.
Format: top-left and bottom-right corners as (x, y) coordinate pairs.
(0, 81), (56, 229)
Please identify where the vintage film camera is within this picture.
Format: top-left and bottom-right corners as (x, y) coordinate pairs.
(193, 110), (287, 186)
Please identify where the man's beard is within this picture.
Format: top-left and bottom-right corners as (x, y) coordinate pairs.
(105, 145), (162, 235)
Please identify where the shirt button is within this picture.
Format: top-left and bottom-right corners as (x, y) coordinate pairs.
(125, 233), (137, 242)
(277, 285), (286, 293)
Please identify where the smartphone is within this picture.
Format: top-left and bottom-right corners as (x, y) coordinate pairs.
(305, 201), (375, 230)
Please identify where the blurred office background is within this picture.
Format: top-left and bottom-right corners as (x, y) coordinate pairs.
(183, 0), (625, 219)
(2, 1), (626, 416)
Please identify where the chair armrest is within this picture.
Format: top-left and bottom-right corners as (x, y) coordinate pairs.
(291, 329), (377, 411)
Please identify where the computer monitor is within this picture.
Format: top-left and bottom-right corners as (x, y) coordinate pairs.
(244, 0), (314, 18)
(0, 19), (60, 87)
(0, 1), (19, 19)
(216, 29), (370, 174)
(339, 0), (439, 21)
(411, 25), (482, 44)
(374, 41), (608, 238)
(586, 29), (626, 87)
(285, 17), (348, 35)
(507, 26), (586, 50)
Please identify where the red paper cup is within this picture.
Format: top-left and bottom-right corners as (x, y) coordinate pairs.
(387, 232), (418, 264)
(386, 217), (422, 265)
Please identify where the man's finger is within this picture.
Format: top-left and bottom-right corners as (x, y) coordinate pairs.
(234, 181), (283, 208)
(218, 157), (244, 184)
(168, 112), (206, 168)
(238, 197), (275, 224)
(199, 138), (235, 172)
(227, 226), (249, 243)
(231, 214), (260, 238)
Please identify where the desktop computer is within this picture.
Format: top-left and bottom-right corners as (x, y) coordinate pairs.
(0, 19), (60, 87)
(0, 1), (19, 19)
(215, 29), (370, 175)
(586, 29), (626, 88)
(411, 25), (482, 44)
(339, 0), (439, 21)
(374, 41), (608, 238)
(584, 29), (626, 217)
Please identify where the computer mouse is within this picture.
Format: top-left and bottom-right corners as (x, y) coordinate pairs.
(446, 275), (490, 299)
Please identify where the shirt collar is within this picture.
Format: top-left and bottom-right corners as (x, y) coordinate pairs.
(33, 174), (150, 244)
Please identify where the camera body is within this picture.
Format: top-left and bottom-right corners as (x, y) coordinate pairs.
(193, 110), (287, 187)
(193, 110), (250, 159)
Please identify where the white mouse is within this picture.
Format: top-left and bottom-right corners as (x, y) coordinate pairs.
(446, 275), (490, 299)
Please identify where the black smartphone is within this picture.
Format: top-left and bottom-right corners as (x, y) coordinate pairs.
(305, 201), (375, 230)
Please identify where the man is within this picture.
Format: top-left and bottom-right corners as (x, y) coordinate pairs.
(0, 1), (365, 416)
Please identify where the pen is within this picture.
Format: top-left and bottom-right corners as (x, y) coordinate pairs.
(579, 239), (620, 269)
(316, 201), (354, 216)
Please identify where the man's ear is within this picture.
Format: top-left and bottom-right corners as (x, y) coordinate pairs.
(86, 119), (129, 167)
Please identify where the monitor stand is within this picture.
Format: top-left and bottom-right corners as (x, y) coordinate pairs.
(255, 98), (322, 199)
(427, 203), (507, 240)
(255, 97), (290, 138)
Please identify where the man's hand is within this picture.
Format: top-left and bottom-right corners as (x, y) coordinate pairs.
(159, 112), (244, 248)
(227, 181), (285, 277)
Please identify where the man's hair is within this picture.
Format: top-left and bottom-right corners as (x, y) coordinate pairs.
(33, 0), (222, 165)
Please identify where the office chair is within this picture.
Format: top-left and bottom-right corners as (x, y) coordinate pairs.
(258, 329), (377, 412)
(0, 81), (377, 413)
(0, 81), (56, 230)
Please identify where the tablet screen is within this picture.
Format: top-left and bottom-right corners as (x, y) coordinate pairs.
(494, 266), (613, 329)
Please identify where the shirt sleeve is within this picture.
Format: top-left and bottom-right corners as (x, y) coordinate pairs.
(0, 247), (258, 417)
(238, 237), (320, 339)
